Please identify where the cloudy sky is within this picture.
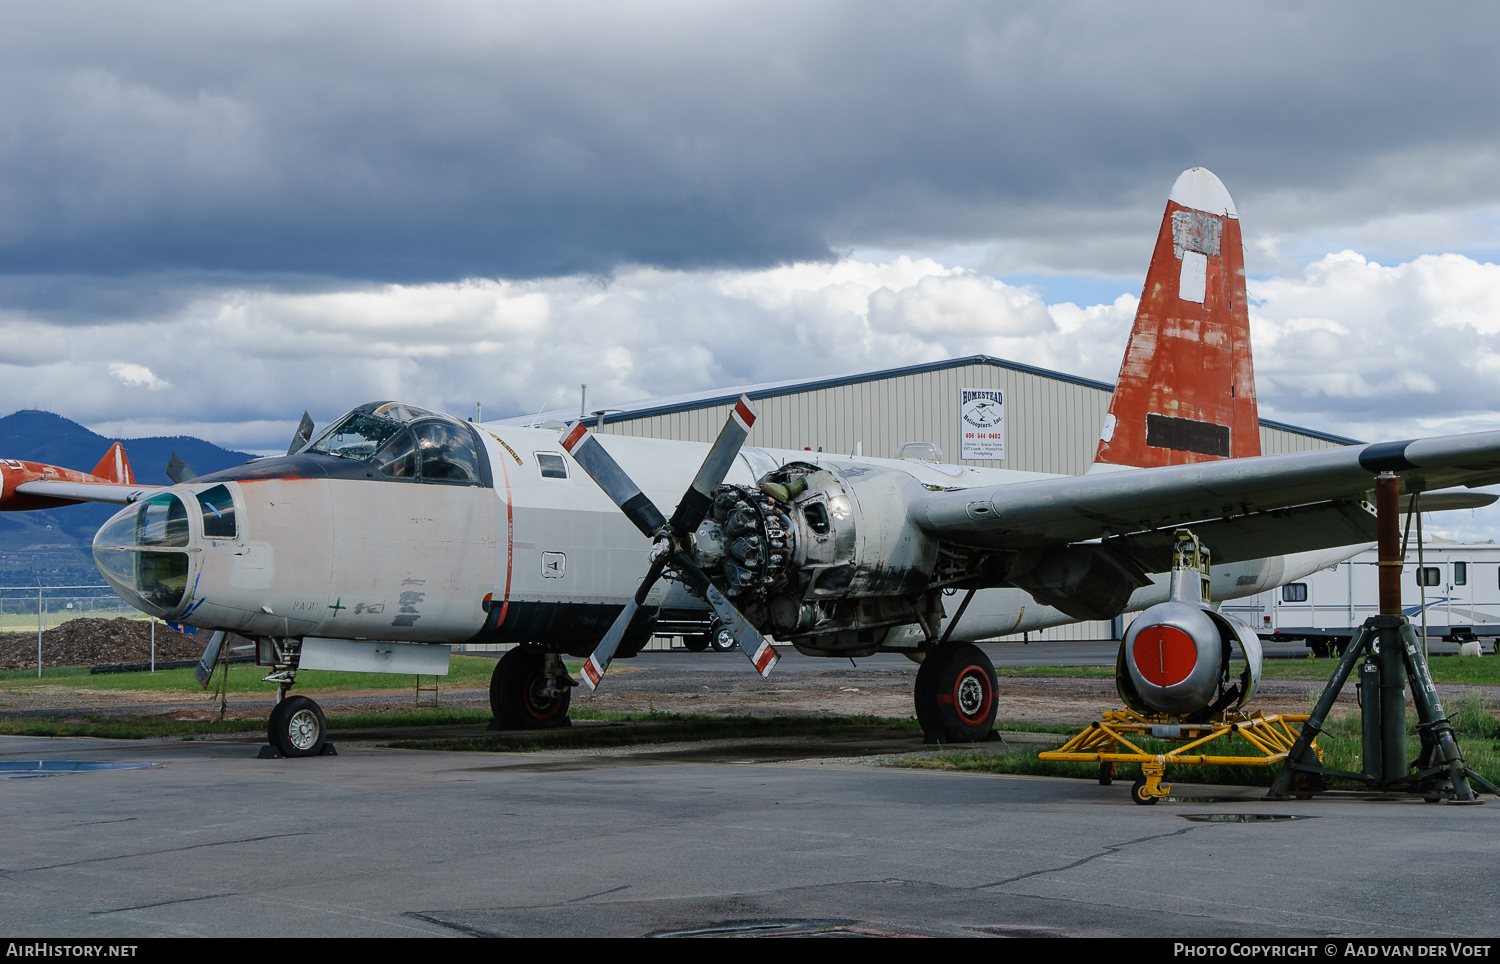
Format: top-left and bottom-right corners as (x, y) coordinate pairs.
(5, 2), (1500, 530)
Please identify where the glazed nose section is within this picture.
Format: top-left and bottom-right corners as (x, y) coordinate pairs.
(93, 491), (197, 618)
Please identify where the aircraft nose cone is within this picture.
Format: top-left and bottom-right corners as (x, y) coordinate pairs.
(1168, 167), (1237, 219)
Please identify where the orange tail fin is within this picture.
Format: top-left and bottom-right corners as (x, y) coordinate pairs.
(90, 442), (136, 484)
(1092, 167), (1259, 470)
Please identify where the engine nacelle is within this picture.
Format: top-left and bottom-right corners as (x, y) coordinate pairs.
(692, 461), (939, 654)
(1117, 571), (1263, 718)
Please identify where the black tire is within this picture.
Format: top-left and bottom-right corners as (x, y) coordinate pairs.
(1098, 762), (1115, 786)
(913, 641), (998, 743)
(1130, 778), (1159, 805)
(267, 696), (326, 758)
(709, 622), (737, 653)
(683, 634), (711, 653)
(491, 649), (571, 730)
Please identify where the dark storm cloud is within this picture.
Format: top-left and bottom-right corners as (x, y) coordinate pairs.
(1, 1), (1498, 294)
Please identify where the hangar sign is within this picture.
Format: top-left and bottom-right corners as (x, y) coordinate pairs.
(960, 389), (1005, 460)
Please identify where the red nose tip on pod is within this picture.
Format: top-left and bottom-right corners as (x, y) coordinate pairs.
(1131, 623), (1198, 686)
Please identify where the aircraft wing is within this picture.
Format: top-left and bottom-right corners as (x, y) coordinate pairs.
(13, 479), (155, 505)
(913, 431), (1500, 554)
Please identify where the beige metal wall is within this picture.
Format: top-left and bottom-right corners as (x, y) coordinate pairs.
(603, 360), (1349, 476)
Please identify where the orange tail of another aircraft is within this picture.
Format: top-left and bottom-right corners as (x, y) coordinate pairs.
(89, 442), (136, 485)
(1092, 167), (1259, 471)
(0, 442), (144, 511)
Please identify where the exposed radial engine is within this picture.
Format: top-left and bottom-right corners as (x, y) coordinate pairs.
(691, 462), (945, 656)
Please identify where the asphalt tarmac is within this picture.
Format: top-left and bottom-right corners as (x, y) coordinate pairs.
(3, 728), (1498, 938)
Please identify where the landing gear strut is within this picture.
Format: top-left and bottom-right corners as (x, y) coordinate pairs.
(914, 641), (998, 743)
(256, 637), (335, 758)
(490, 648), (573, 729)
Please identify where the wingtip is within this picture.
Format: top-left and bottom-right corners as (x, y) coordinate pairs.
(1168, 167), (1237, 219)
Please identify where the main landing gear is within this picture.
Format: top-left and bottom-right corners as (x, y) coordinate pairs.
(490, 648), (574, 730)
(913, 641), (999, 744)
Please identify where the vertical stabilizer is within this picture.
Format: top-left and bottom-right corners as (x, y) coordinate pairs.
(90, 442), (136, 485)
(1092, 167), (1259, 470)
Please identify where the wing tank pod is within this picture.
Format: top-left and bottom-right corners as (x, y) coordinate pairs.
(1116, 530), (1263, 719)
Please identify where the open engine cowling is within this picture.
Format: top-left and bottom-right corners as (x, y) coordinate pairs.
(690, 461), (940, 654)
(1117, 582), (1263, 719)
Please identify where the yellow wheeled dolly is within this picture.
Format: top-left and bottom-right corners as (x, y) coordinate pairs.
(1038, 708), (1320, 804)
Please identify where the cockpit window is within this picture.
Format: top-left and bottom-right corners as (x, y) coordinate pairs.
(416, 420), (483, 484)
(310, 412), (405, 460)
(372, 428), (418, 479)
(301, 401), (491, 487)
(137, 494), (189, 547)
(197, 485), (236, 538)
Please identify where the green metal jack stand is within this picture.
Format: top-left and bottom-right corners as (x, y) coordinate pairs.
(1269, 472), (1497, 803)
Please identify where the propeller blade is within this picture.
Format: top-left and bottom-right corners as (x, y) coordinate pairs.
(287, 411), (315, 456)
(560, 422), (668, 537)
(193, 630), (227, 687)
(704, 582), (779, 678)
(667, 395), (757, 536)
(675, 553), (779, 678)
(165, 452), (198, 484)
(577, 557), (668, 691)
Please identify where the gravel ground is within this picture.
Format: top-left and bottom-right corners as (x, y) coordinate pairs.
(0, 617), (200, 671)
(6, 659), (1493, 727)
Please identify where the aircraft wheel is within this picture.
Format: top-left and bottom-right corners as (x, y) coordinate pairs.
(491, 649), (571, 730)
(268, 696), (327, 758)
(1130, 778), (1159, 805)
(913, 641), (998, 743)
(709, 621), (737, 653)
(683, 633), (711, 652)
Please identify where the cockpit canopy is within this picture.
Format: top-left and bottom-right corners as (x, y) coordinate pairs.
(306, 401), (489, 486)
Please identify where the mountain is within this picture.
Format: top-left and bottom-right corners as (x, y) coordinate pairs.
(0, 410), (257, 586)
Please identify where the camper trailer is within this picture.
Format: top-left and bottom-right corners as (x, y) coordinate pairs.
(1222, 537), (1500, 656)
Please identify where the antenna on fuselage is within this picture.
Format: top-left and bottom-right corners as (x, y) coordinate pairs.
(580, 384), (587, 420)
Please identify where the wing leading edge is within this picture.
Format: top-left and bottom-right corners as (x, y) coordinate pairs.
(913, 432), (1500, 555)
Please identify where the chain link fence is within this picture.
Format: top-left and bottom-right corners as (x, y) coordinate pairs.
(0, 586), (138, 635)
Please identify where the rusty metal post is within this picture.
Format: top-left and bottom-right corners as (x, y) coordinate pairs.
(1376, 473), (1402, 616)
(1375, 474), (1409, 783)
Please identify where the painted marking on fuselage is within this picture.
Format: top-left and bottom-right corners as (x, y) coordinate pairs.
(328, 598), (346, 616)
(393, 590), (425, 627)
(479, 428), (517, 628)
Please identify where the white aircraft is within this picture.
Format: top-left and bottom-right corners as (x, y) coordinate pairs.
(3, 168), (1494, 758)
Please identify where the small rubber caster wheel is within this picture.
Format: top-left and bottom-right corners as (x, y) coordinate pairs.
(1130, 778), (1159, 805)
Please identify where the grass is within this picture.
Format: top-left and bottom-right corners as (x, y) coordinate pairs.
(0, 654), (523, 694)
(1261, 654), (1500, 686)
(896, 689), (1500, 791)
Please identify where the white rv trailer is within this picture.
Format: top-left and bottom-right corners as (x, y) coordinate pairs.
(1221, 536), (1500, 655)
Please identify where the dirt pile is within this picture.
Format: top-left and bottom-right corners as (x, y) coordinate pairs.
(0, 618), (202, 670)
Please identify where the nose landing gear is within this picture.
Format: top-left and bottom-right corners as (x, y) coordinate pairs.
(255, 637), (337, 759)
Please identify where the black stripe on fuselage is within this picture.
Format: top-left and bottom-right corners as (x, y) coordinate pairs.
(469, 600), (661, 658)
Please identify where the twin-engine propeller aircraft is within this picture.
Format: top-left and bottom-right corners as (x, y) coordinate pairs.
(4, 167), (1497, 757)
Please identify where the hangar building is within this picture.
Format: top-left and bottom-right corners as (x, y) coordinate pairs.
(500, 354), (1359, 640)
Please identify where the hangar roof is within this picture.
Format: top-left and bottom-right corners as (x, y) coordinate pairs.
(493, 353), (1362, 446)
